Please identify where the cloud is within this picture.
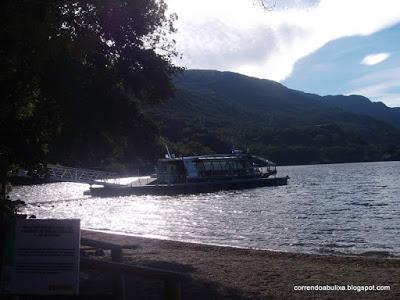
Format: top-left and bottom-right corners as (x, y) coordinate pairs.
(361, 53), (391, 65)
(166, 0), (400, 81)
(350, 80), (398, 98)
(350, 67), (400, 85)
(347, 67), (400, 106)
(254, 0), (320, 11)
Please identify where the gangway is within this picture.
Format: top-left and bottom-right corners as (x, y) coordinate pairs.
(47, 164), (120, 185)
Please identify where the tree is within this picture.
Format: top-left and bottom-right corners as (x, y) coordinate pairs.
(0, 0), (179, 210)
(254, 0), (276, 10)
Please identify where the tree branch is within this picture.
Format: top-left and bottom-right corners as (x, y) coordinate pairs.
(254, 0), (276, 11)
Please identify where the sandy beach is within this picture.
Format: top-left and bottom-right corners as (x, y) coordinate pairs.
(80, 230), (399, 299)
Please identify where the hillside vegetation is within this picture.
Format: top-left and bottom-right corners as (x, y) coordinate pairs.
(149, 70), (400, 165)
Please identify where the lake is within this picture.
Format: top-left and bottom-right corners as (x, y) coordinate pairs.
(11, 161), (400, 257)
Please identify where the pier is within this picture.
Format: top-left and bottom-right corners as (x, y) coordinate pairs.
(47, 164), (120, 185)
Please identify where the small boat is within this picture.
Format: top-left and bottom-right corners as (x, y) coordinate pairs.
(88, 151), (289, 197)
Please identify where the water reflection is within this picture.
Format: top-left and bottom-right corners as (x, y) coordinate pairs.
(11, 161), (400, 256)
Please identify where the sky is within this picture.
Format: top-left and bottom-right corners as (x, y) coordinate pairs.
(166, 0), (400, 107)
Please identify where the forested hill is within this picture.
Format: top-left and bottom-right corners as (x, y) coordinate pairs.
(321, 95), (400, 129)
(149, 70), (400, 165)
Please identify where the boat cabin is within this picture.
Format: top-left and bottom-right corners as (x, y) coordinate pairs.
(156, 154), (276, 184)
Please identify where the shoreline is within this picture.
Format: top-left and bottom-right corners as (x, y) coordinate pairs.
(83, 228), (399, 260)
(10, 160), (400, 187)
(81, 229), (400, 299)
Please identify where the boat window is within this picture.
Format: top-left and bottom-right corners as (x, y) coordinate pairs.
(226, 160), (235, 171)
(167, 164), (176, 173)
(176, 160), (187, 182)
(157, 162), (168, 171)
(212, 160), (223, 171)
(219, 160), (227, 171)
(203, 161), (214, 171)
(195, 160), (205, 171)
(231, 160), (243, 170)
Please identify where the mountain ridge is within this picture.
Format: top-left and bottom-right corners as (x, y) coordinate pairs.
(321, 94), (400, 128)
(149, 69), (400, 164)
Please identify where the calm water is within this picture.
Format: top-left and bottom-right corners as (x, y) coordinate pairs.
(11, 161), (400, 256)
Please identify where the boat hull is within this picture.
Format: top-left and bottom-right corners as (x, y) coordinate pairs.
(88, 176), (289, 197)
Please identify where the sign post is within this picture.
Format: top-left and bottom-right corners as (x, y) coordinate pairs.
(1, 219), (80, 295)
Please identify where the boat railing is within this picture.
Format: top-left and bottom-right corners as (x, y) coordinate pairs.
(47, 164), (119, 184)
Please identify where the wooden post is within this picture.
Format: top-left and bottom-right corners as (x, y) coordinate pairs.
(111, 246), (124, 300)
(0, 164), (8, 286)
(165, 279), (181, 300)
(111, 247), (122, 263)
(112, 271), (126, 300)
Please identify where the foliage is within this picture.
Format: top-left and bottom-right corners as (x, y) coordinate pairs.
(149, 70), (400, 165)
(322, 95), (400, 129)
(0, 0), (179, 216)
(0, 0), (179, 178)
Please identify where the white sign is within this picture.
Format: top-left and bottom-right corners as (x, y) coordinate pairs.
(9, 219), (80, 295)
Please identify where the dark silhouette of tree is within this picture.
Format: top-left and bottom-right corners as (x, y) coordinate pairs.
(254, 0), (276, 10)
(0, 0), (179, 207)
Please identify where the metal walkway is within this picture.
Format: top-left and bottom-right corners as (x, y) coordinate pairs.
(47, 164), (119, 185)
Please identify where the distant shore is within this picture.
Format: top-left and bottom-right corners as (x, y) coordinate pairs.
(81, 230), (400, 299)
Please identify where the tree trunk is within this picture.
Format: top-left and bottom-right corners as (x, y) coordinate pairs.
(0, 159), (10, 277)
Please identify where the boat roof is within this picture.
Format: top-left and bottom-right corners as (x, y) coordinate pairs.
(159, 153), (254, 162)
